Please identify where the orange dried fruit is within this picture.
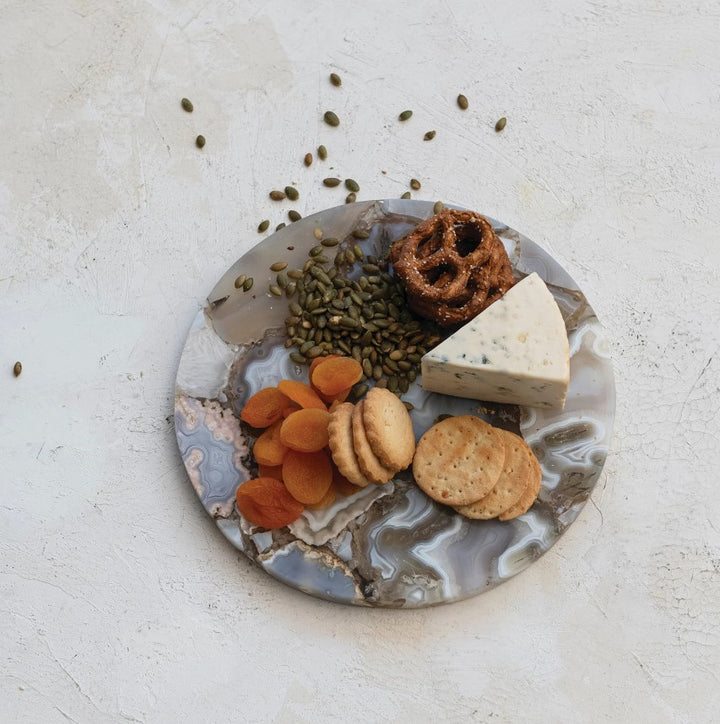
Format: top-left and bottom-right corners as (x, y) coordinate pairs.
(306, 483), (337, 510)
(331, 462), (364, 496)
(252, 420), (288, 466)
(311, 356), (363, 397)
(258, 463), (283, 480)
(279, 408), (330, 452)
(241, 387), (292, 428)
(309, 354), (342, 379)
(277, 380), (327, 410)
(282, 449), (333, 504)
(236, 477), (304, 529)
(317, 386), (352, 405)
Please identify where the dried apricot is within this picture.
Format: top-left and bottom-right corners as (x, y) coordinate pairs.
(283, 449), (333, 504)
(277, 380), (327, 410)
(241, 387), (292, 428)
(258, 463), (283, 480)
(311, 356), (363, 396)
(236, 477), (304, 528)
(279, 408), (330, 452)
(306, 483), (336, 510)
(252, 420), (288, 466)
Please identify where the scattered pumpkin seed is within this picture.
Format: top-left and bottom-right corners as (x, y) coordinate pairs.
(323, 110), (340, 127)
(270, 261), (288, 272)
(433, 200), (444, 214)
(345, 192), (356, 204)
(288, 269), (303, 280)
(276, 222), (286, 231)
(290, 352), (307, 364)
(318, 144), (328, 160)
(285, 186), (299, 201)
(410, 178), (421, 190)
(285, 281), (297, 297)
(401, 191), (411, 199)
(243, 277), (254, 292)
(352, 229), (370, 239)
(257, 219), (270, 233)
(423, 130), (436, 141)
(276, 272), (289, 289)
(495, 116), (507, 132)
(269, 190), (286, 201)
(234, 274), (247, 289)
(321, 237), (339, 247)
(13, 361), (22, 377)
(330, 72), (342, 87)
(314, 227), (324, 240)
(309, 244), (324, 257)
(345, 178), (360, 193)
(457, 94), (468, 110)
(398, 110), (413, 121)
(181, 98), (193, 112)
(269, 284), (283, 297)
(323, 177), (341, 187)
(195, 135), (206, 149)
(288, 210), (302, 222)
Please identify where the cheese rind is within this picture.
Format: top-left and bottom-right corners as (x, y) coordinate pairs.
(420, 273), (569, 409)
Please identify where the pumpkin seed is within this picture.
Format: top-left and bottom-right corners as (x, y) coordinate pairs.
(495, 116), (507, 132)
(269, 190), (286, 201)
(321, 237), (339, 247)
(398, 110), (413, 121)
(276, 223), (286, 231)
(195, 135), (206, 149)
(410, 178), (421, 190)
(423, 130), (436, 141)
(352, 229), (370, 239)
(288, 269), (303, 280)
(323, 177), (341, 187)
(270, 261), (288, 272)
(433, 200), (444, 214)
(318, 144), (328, 160)
(257, 219), (270, 233)
(269, 284), (282, 296)
(285, 282), (297, 297)
(13, 361), (22, 377)
(288, 210), (302, 222)
(330, 72), (342, 86)
(234, 274), (246, 289)
(403, 401), (414, 411)
(181, 98), (193, 112)
(353, 245), (364, 260)
(457, 94), (468, 110)
(304, 152), (313, 166)
(401, 191), (411, 199)
(345, 192), (356, 204)
(290, 352), (307, 364)
(276, 272), (289, 289)
(345, 178), (360, 192)
(324, 110), (340, 126)
(306, 345), (324, 358)
(285, 186), (299, 201)
(309, 244), (324, 257)
(243, 277), (254, 292)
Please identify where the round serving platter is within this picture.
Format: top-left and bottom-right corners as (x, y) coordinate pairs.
(174, 199), (615, 608)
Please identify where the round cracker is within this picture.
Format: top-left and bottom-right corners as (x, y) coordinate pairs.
(454, 429), (534, 519)
(352, 401), (396, 484)
(327, 403), (371, 487)
(412, 415), (505, 506)
(498, 450), (542, 520)
(362, 387), (415, 470)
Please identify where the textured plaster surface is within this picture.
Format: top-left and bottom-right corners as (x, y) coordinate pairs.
(1, 1), (719, 722)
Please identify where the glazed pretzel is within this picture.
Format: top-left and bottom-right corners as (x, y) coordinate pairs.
(390, 209), (515, 326)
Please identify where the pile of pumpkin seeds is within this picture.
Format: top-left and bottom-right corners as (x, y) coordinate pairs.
(273, 230), (440, 399)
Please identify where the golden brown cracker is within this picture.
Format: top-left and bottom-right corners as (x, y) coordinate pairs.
(362, 387), (415, 470)
(412, 415), (505, 506)
(327, 402), (371, 487)
(454, 429), (533, 519)
(351, 401), (396, 484)
(498, 450), (542, 520)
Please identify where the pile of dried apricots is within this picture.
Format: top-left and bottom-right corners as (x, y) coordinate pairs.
(236, 355), (364, 529)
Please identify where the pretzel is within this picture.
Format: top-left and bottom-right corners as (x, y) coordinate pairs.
(390, 209), (515, 326)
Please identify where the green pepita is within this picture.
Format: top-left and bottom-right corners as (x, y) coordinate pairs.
(423, 130), (436, 141)
(258, 219), (270, 233)
(243, 277), (254, 292)
(269, 190), (286, 201)
(13, 361), (22, 377)
(495, 116), (507, 132)
(195, 135), (206, 148)
(323, 177), (341, 187)
(345, 179), (360, 192)
(401, 191), (411, 199)
(270, 261), (288, 272)
(234, 274), (246, 289)
(398, 110), (413, 121)
(285, 186), (299, 201)
(318, 145), (328, 160)
(457, 94), (468, 110)
(288, 210), (302, 222)
(410, 178), (421, 190)
(181, 98), (193, 112)
(304, 152), (313, 166)
(323, 111), (340, 127)
(330, 72), (342, 87)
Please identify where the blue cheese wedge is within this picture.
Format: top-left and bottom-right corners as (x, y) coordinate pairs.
(420, 273), (569, 409)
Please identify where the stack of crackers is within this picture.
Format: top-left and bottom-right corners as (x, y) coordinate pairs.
(328, 387), (415, 486)
(412, 415), (542, 520)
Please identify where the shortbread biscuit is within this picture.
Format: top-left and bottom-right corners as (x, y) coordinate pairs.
(327, 403), (371, 487)
(413, 415), (505, 506)
(498, 451), (542, 520)
(454, 429), (533, 519)
(362, 387), (415, 470)
(351, 401), (396, 484)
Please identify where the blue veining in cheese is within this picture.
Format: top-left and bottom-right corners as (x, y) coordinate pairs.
(420, 273), (570, 409)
